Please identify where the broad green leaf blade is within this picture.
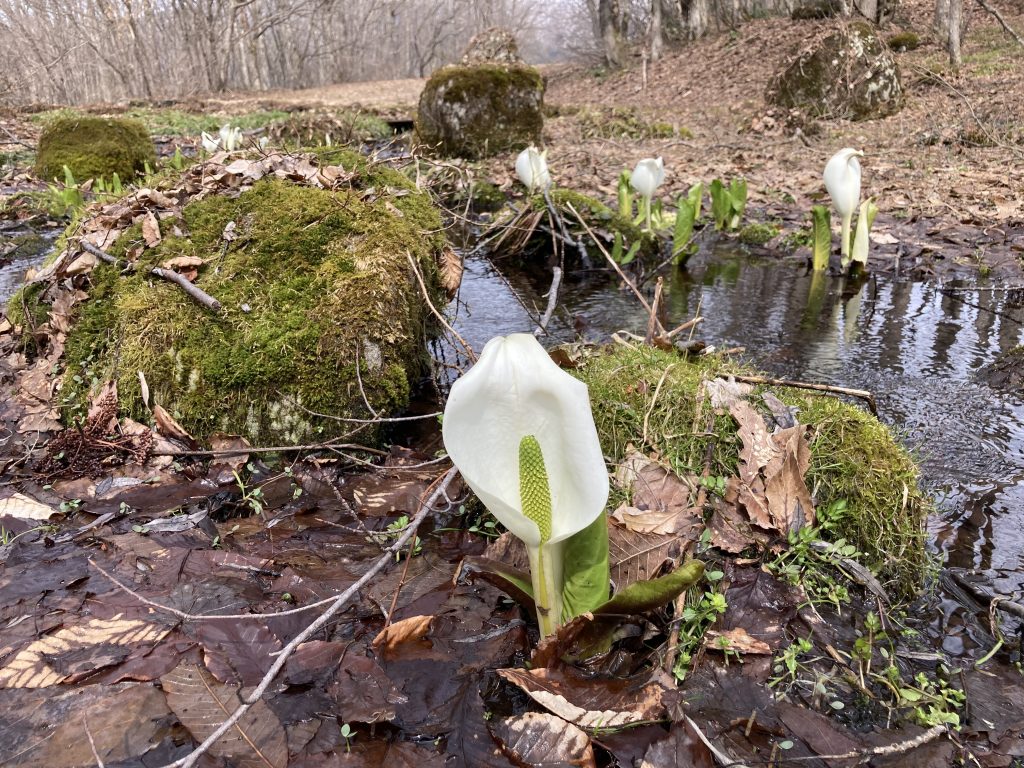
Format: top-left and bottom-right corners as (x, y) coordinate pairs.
(561, 513), (610, 622)
(619, 240), (642, 266)
(729, 178), (747, 230)
(687, 182), (704, 223)
(709, 179), (728, 231)
(618, 170), (633, 219)
(461, 556), (536, 610)
(671, 198), (697, 266)
(811, 205), (832, 271)
(593, 560), (705, 616)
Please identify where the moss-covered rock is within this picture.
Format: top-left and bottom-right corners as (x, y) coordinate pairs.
(58, 149), (444, 443)
(887, 31), (921, 51)
(572, 344), (927, 595)
(416, 64), (544, 159)
(767, 22), (903, 121)
(738, 222), (780, 246)
(35, 116), (155, 182)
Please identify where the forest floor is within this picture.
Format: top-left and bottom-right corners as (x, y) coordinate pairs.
(2, 2), (1024, 767)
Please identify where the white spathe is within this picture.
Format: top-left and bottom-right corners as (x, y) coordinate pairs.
(629, 157), (665, 198)
(200, 132), (220, 153)
(442, 333), (609, 548)
(515, 145), (551, 193)
(823, 147), (863, 257)
(219, 124), (244, 152)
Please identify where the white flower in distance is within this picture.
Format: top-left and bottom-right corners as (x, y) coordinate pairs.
(218, 124), (244, 152)
(200, 132), (220, 153)
(630, 157), (666, 232)
(629, 157), (665, 199)
(442, 333), (609, 635)
(515, 145), (552, 193)
(823, 147), (863, 260)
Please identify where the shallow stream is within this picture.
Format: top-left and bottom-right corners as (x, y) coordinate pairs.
(453, 242), (1024, 627)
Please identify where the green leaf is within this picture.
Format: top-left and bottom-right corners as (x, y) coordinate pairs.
(686, 182), (704, 223)
(460, 556), (535, 610)
(617, 170), (633, 219)
(811, 205), (832, 271)
(728, 178), (748, 229)
(671, 198), (697, 266)
(611, 231), (624, 263)
(593, 560), (705, 616)
(619, 240), (642, 266)
(709, 179), (728, 231)
(561, 513), (610, 622)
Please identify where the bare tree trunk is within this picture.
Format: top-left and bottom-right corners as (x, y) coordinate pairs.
(599, 0), (624, 66)
(650, 0), (664, 60)
(935, 0), (965, 67)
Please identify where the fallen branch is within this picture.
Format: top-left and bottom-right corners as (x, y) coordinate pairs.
(534, 265), (562, 337)
(158, 466), (458, 768)
(950, 571), (1024, 620)
(729, 373), (878, 416)
(80, 242), (222, 312)
(778, 723), (946, 763)
(405, 250), (476, 363)
(976, 0), (1024, 47)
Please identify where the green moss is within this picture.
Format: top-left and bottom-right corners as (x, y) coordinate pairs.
(35, 117), (155, 183)
(31, 107), (289, 137)
(269, 111), (393, 147)
(887, 32), (921, 51)
(572, 344), (927, 595)
(416, 64), (544, 158)
(738, 222), (780, 246)
(59, 149), (444, 443)
(465, 180), (507, 212)
(576, 107), (689, 141)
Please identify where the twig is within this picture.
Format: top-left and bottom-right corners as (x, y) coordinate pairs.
(84, 720), (105, 768)
(776, 724), (947, 763)
(729, 373), (878, 415)
(152, 441), (386, 457)
(158, 466), (458, 768)
(684, 716), (749, 768)
(534, 266), (563, 337)
(976, 0), (1024, 47)
(405, 250), (476, 363)
(80, 242), (223, 312)
(950, 571), (1024, 620)
(641, 363), (674, 449)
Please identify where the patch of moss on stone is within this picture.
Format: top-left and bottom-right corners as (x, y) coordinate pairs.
(572, 344), (927, 596)
(59, 149), (444, 443)
(35, 117), (156, 183)
(738, 222), (780, 246)
(416, 64), (544, 159)
(887, 32), (921, 51)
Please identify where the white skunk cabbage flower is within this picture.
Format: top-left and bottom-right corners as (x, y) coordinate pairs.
(442, 333), (609, 636)
(823, 148), (863, 260)
(218, 124), (244, 152)
(629, 157), (665, 198)
(630, 157), (665, 232)
(515, 145), (552, 194)
(200, 132), (220, 153)
(258, 136), (270, 150)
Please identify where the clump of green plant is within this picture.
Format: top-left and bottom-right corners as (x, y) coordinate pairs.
(571, 344), (927, 595)
(614, 171), (704, 266)
(811, 205), (832, 270)
(577, 107), (686, 141)
(738, 221), (779, 246)
(887, 32), (921, 51)
(709, 178), (747, 231)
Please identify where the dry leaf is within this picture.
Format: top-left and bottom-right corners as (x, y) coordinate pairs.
(161, 662), (288, 768)
(492, 712), (596, 768)
(439, 245), (463, 300)
(138, 370), (150, 409)
(372, 615), (433, 652)
(0, 615), (170, 689)
(142, 211), (161, 247)
(152, 404), (197, 446)
(0, 493), (58, 521)
(161, 255), (204, 271)
(704, 627), (772, 655)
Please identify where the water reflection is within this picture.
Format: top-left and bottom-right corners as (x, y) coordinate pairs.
(455, 245), (1024, 590)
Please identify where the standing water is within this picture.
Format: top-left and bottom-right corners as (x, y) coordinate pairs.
(453, 244), (1024, 616)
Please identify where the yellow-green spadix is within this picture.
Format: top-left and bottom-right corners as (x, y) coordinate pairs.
(442, 333), (609, 636)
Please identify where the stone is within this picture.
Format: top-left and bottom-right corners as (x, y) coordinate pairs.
(35, 116), (155, 183)
(460, 27), (523, 66)
(767, 21), (903, 121)
(416, 64), (545, 159)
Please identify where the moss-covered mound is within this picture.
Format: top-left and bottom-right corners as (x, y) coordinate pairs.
(416, 64), (544, 159)
(59, 150), (444, 443)
(571, 344), (927, 595)
(767, 21), (903, 121)
(267, 111), (393, 147)
(35, 116), (155, 182)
